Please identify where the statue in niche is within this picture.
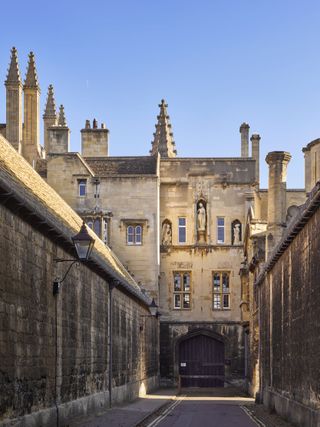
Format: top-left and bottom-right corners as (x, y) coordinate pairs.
(197, 202), (206, 231)
(161, 222), (172, 245)
(233, 224), (241, 244)
(232, 220), (242, 244)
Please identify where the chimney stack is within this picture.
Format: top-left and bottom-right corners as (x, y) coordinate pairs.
(251, 134), (260, 185)
(81, 119), (109, 157)
(302, 138), (320, 194)
(240, 123), (250, 157)
(266, 151), (291, 255)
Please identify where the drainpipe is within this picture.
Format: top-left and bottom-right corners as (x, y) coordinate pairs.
(108, 281), (118, 408)
(108, 285), (113, 408)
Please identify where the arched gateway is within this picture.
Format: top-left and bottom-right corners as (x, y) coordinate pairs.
(178, 330), (225, 387)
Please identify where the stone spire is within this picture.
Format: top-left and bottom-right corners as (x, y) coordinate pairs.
(43, 85), (57, 153)
(5, 47), (23, 153)
(5, 47), (21, 85)
(24, 51), (40, 90)
(58, 105), (67, 126)
(43, 85), (57, 118)
(150, 99), (177, 158)
(22, 51), (41, 165)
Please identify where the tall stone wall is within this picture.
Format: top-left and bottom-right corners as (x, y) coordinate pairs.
(257, 193), (320, 426)
(0, 202), (158, 426)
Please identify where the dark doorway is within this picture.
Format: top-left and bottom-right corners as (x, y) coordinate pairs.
(179, 332), (225, 387)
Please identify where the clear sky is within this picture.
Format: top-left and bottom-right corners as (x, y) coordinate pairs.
(1, 0), (320, 188)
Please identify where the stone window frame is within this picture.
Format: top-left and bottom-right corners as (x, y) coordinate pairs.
(178, 217), (187, 244)
(212, 271), (231, 310)
(217, 217), (225, 244)
(78, 179), (87, 197)
(173, 271), (191, 310)
(120, 219), (148, 246)
(126, 224), (143, 246)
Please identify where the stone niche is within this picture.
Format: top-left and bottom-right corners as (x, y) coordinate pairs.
(196, 199), (207, 244)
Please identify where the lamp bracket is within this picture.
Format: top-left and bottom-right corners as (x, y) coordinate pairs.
(53, 260), (79, 295)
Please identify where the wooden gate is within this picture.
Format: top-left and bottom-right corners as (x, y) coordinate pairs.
(179, 333), (225, 387)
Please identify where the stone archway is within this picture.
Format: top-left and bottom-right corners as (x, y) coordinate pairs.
(177, 330), (225, 387)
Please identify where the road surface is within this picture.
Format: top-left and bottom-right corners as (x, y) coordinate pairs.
(144, 395), (259, 427)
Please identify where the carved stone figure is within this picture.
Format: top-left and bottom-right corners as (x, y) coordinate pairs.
(197, 202), (206, 231)
(233, 223), (241, 244)
(161, 222), (172, 245)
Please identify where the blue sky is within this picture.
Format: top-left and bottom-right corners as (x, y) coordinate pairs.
(1, 0), (320, 188)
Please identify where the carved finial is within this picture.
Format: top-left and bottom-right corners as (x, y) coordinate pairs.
(5, 47), (22, 85)
(24, 51), (40, 90)
(150, 99), (177, 158)
(58, 104), (67, 126)
(43, 84), (57, 118)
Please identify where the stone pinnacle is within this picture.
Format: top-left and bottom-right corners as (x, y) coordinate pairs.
(43, 84), (57, 118)
(24, 51), (40, 90)
(58, 105), (67, 126)
(5, 47), (21, 85)
(150, 99), (177, 158)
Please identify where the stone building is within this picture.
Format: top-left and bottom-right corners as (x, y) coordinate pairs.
(2, 47), (319, 413)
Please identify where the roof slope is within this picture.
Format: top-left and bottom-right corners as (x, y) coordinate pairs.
(85, 156), (158, 176)
(0, 134), (147, 302)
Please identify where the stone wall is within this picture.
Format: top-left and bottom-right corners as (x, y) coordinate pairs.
(256, 185), (320, 426)
(0, 134), (159, 426)
(0, 201), (158, 426)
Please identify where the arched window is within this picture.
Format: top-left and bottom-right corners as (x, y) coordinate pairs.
(78, 179), (87, 197)
(135, 225), (142, 245)
(127, 226), (134, 245)
(126, 224), (143, 245)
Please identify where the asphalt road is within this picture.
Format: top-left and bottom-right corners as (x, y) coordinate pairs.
(146, 398), (259, 427)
